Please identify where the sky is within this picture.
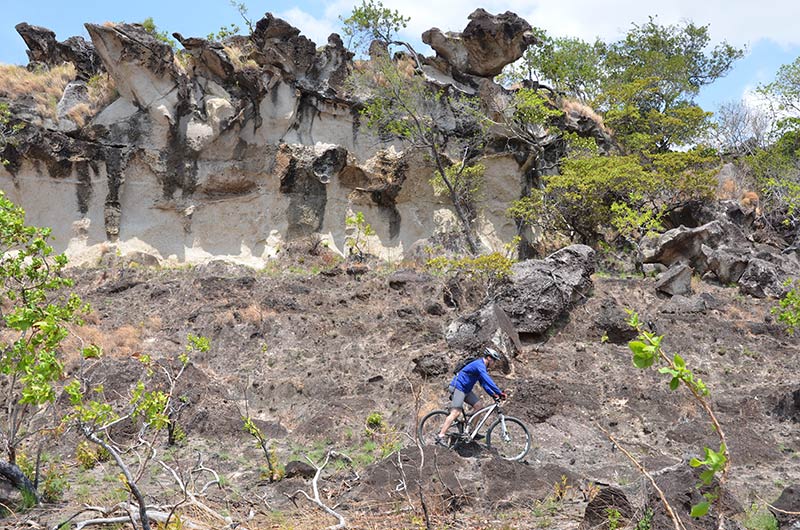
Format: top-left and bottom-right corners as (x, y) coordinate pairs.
(1, 0), (798, 111)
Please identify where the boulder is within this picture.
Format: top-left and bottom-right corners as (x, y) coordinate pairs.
(593, 298), (637, 344)
(284, 460), (316, 479)
(654, 263), (693, 296)
(770, 484), (800, 529)
(645, 466), (743, 530)
(412, 353), (450, 378)
(578, 486), (634, 530)
(737, 258), (787, 299)
(15, 22), (102, 79)
(445, 304), (505, 352)
(773, 387), (800, 423)
(641, 221), (725, 271)
(493, 245), (595, 336)
(703, 245), (750, 284)
(422, 9), (537, 77)
(661, 293), (720, 315)
(387, 270), (432, 291)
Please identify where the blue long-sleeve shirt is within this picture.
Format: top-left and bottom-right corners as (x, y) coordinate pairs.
(449, 358), (502, 397)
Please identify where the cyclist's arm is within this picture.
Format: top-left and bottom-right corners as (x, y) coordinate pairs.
(477, 364), (502, 397)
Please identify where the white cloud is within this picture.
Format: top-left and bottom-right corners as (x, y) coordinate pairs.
(277, 7), (339, 46)
(354, 0), (800, 49)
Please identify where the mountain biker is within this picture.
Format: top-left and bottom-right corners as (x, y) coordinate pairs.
(436, 346), (506, 446)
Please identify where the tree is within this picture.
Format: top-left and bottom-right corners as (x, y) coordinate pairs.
(140, 17), (177, 50)
(65, 334), (210, 530)
(352, 54), (489, 254)
(598, 18), (743, 153)
(501, 30), (604, 104)
(747, 125), (800, 242)
(1, 102), (24, 166)
(709, 99), (772, 156)
(508, 149), (718, 246)
(340, 0), (409, 56)
(0, 191), (90, 501)
(759, 56), (800, 117)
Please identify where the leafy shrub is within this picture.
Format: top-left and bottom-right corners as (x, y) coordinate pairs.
(345, 211), (376, 258)
(76, 440), (110, 470)
(509, 149), (718, 245)
(772, 279), (800, 335)
(426, 252), (516, 282)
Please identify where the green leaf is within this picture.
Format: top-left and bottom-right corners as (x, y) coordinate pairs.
(669, 377), (680, 390)
(628, 341), (647, 355)
(699, 469), (715, 485)
(690, 501), (710, 518)
(689, 457), (703, 467)
(632, 350), (655, 369)
(82, 344), (102, 359)
(673, 353), (686, 369)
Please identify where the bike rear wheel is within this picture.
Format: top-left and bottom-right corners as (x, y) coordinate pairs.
(417, 410), (463, 447)
(486, 416), (531, 461)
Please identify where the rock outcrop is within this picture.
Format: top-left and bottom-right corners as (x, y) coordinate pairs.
(422, 9), (537, 78)
(447, 245), (595, 347)
(2, 11), (584, 267)
(15, 22), (102, 79)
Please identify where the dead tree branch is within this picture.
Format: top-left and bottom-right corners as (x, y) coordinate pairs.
(286, 450), (347, 530)
(597, 424), (687, 530)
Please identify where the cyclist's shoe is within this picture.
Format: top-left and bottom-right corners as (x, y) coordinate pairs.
(434, 434), (448, 447)
(474, 433), (485, 441)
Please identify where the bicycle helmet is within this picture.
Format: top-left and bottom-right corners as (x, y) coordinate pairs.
(484, 347), (502, 360)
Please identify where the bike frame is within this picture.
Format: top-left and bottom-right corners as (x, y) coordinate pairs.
(460, 401), (504, 442)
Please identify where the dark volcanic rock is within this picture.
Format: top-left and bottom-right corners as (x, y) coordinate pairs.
(703, 245), (750, 284)
(641, 221), (724, 271)
(770, 484), (800, 528)
(16, 22), (102, 79)
(593, 298), (637, 344)
(493, 244), (595, 336)
(284, 460), (316, 479)
(646, 466), (743, 530)
(738, 258), (789, 298)
(774, 387), (800, 423)
(412, 353), (450, 378)
(579, 486), (634, 530)
(422, 8), (537, 77)
(250, 13), (316, 79)
(655, 263), (693, 296)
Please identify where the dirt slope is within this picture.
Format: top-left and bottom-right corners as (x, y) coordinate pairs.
(5, 248), (800, 529)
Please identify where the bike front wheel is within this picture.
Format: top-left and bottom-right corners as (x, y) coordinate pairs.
(486, 416), (531, 461)
(417, 410), (463, 447)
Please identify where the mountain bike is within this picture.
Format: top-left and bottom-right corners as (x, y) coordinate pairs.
(417, 398), (531, 461)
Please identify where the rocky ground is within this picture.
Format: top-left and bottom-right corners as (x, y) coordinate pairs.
(0, 235), (798, 530)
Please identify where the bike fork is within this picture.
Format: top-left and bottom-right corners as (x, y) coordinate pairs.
(499, 417), (511, 442)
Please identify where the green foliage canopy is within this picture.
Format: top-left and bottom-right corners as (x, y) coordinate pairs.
(598, 18), (742, 153)
(340, 0), (409, 55)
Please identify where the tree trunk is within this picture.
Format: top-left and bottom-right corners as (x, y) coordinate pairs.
(0, 460), (38, 503)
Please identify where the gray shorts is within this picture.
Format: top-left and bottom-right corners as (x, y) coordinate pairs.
(448, 385), (478, 410)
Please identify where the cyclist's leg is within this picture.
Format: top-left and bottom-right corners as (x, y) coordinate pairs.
(438, 386), (465, 437)
(465, 391), (480, 414)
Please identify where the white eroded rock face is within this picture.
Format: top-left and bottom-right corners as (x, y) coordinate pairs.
(1, 11), (600, 267)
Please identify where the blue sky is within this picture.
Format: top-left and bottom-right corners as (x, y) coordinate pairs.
(1, 0), (798, 111)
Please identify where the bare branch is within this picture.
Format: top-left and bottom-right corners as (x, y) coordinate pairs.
(597, 423), (687, 530)
(287, 450), (347, 530)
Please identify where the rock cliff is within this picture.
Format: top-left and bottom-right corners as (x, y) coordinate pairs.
(0, 10), (608, 267)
